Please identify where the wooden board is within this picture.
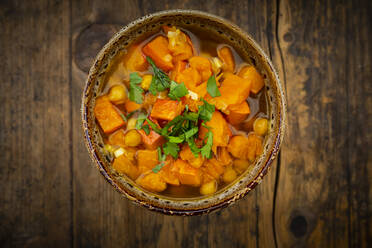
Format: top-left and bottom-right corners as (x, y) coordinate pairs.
(0, 0), (371, 247)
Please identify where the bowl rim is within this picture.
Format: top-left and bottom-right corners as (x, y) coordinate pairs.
(81, 9), (286, 216)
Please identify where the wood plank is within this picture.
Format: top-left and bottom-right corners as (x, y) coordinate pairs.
(273, 0), (372, 247)
(0, 0), (72, 247)
(71, 0), (277, 247)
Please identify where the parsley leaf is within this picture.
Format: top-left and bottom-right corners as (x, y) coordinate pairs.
(198, 99), (215, 121)
(152, 162), (165, 173)
(135, 112), (147, 129)
(186, 138), (200, 157)
(161, 116), (184, 136)
(184, 126), (198, 139)
(200, 131), (213, 158)
(168, 135), (185, 143)
(206, 75), (221, 97)
(183, 112), (199, 122)
(168, 81), (188, 100)
(119, 113), (127, 122)
(147, 57), (171, 95)
(142, 124), (150, 135)
(129, 72), (144, 104)
(163, 142), (180, 158)
(145, 118), (162, 134)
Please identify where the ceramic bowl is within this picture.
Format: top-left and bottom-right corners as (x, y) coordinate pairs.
(81, 10), (286, 216)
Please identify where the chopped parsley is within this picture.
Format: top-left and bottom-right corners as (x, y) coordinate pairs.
(168, 81), (188, 100)
(147, 57), (171, 95)
(206, 75), (221, 97)
(198, 99), (215, 121)
(129, 72), (144, 104)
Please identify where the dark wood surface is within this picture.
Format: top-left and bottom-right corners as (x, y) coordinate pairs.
(0, 0), (371, 247)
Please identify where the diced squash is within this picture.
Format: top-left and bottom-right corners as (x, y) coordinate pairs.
(227, 101), (251, 124)
(158, 160), (180, 186)
(136, 172), (167, 192)
(137, 149), (159, 172)
(180, 145), (205, 168)
(142, 36), (174, 71)
(138, 119), (164, 150)
(143, 93), (157, 110)
(193, 82), (208, 98)
(165, 26), (194, 62)
(125, 100), (142, 112)
(201, 169), (216, 184)
(199, 110), (232, 153)
(176, 67), (201, 90)
(171, 159), (202, 186)
(246, 133), (263, 162)
(217, 147), (232, 166)
(170, 60), (187, 81)
(203, 158), (225, 180)
(189, 56), (212, 82)
(94, 96), (125, 134)
(206, 74), (251, 111)
(150, 99), (185, 121)
(227, 135), (249, 159)
(112, 155), (139, 180)
(238, 65), (265, 94)
(123, 45), (148, 72)
(217, 46), (235, 72)
(108, 129), (126, 147)
(181, 95), (203, 112)
(200, 180), (217, 195)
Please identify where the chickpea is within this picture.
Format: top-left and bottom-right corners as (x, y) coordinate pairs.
(200, 180), (217, 195)
(253, 117), (268, 136)
(141, 74), (153, 90)
(233, 159), (250, 174)
(126, 118), (137, 130)
(124, 129), (142, 147)
(108, 85), (127, 104)
(222, 167), (237, 183)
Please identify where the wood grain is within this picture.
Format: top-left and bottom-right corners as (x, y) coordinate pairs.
(0, 0), (371, 247)
(0, 0), (72, 247)
(272, 0), (372, 247)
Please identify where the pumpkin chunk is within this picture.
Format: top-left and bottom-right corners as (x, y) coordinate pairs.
(112, 155), (139, 180)
(238, 65), (265, 94)
(171, 159), (202, 186)
(150, 99), (185, 121)
(227, 101), (251, 124)
(142, 36), (174, 71)
(123, 45), (148, 72)
(94, 96), (125, 134)
(136, 172), (167, 192)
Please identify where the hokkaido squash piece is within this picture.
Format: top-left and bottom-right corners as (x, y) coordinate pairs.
(94, 96), (125, 134)
(171, 159), (202, 186)
(199, 110), (232, 153)
(203, 158), (225, 180)
(193, 81), (208, 98)
(201, 168), (216, 184)
(150, 99), (185, 121)
(176, 67), (201, 90)
(158, 160), (180, 186)
(246, 133), (263, 162)
(125, 100), (142, 113)
(217, 147), (233, 166)
(179, 145), (205, 168)
(206, 74), (251, 111)
(112, 155), (139, 180)
(142, 36), (174, 71)
(227, 135), (249, 159)
(108, 129), (126, 147)
(138, 119), (164, 150)
(137, 149), (159, 173)
(170, 60), (187, 81)
(217, 46), (235, 72)
(123, 45), (148, 72)
(136, 172), (167, 192)
(226, 101), (251, 124)
(238, 65), (265, 94)
(181, 96), (203, 112)
(189, 56), (212, 82)
(165, 27), (194, 62)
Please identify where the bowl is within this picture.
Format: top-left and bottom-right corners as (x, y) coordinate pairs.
(81, 10), (286, 216)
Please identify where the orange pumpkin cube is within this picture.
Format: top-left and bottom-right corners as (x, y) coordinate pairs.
(137, 149), (159, 173)
(136, 172), (167, 192)
(226, 101), (251, 124)
(150, 99), (185, 121)
(238, 65), (265, 94)
(123, 45), (148, 72)
(142, 36), (174, 71)
(189, 56), (212, 82)
(94, 96), (125, 134)
(124, 100), (142, 113)
(158, 160), (180, 186)
(108, 129), (126, 147)
(112, 155), (139, 180)
(217, 46), (235, 72)
(171, 159), (202, 186)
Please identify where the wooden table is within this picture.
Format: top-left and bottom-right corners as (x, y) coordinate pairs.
(1, 0), (371, 247)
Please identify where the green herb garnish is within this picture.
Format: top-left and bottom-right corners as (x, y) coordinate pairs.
(142, 124), (150, 135)
(168, 81), (188, 100)
(198, 99), (215, 121)
(163, 141), (180, 159)
(147, 57), (171, 95)
(206, 75), (221, 97)
(129, 72), (144, 104)
(135, 112), (147, 129)
(200, 131), (213, 158)
(145, 118), (162, 134)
